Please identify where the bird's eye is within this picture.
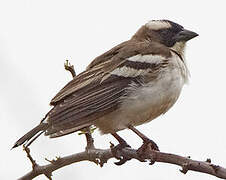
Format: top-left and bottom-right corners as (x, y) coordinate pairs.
(156, 28), (177, 47)
(159, 29), (170, 36)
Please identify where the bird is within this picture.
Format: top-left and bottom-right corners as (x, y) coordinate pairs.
(12, 20), (198, 151)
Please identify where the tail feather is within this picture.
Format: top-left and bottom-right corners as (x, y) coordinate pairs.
(12, 123), (48, 149)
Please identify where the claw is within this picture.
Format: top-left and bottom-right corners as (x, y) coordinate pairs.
(110, 142), (131, 166)
(145, 139), (159, 151)
(128, 125), (159, 151)
(114, 156), (130, 166)
(136, 139), (159, 164)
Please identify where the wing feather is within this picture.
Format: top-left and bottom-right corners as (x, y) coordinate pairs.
(46, 75), (135, 136)
(50, 40), (170, 105)
(46, 40), (171, 137)
(50, 85), (124, 123)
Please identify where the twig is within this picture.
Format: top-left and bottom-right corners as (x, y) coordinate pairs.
(18, 146), (226, 180)
(64, 60), (76, 77)
(23, 145), (53, 179)
(85, 130), (95, 150)
(23, 145), (38, 169)
(64, 60), (95, 150)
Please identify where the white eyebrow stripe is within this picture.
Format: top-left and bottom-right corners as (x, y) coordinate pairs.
(145, 20), (171, 30)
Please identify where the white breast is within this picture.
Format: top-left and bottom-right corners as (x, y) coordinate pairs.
(95, 51), (188, 134)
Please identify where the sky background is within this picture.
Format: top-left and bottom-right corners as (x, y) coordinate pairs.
(1, 0), (226, 179)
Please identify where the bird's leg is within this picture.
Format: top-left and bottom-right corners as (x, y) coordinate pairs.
(110, 133), (131, 165)
(128, 125), (159, 152)
(111, 133), (129, 147)
(128, 125), (159, 164)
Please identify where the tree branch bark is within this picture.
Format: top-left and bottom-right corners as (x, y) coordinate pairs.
(18, 145), (226, 180)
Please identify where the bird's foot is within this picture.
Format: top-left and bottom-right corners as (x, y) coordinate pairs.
(136, 138), (159, 164)
(110, 142), (131, 166)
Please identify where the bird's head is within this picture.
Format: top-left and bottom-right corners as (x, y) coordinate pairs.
(132, 20), (198, 54)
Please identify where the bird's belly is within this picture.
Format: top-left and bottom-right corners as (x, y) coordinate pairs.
(95, 70), (185, 134)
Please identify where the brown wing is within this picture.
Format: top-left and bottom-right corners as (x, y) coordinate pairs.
(46, 75), (142, 137)
(50, 41), (129, 105)
(46, 40), (171, 137)
(50, 40), (170, 105)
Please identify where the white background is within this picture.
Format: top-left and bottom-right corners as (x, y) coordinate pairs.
(1, 0), (226, 179)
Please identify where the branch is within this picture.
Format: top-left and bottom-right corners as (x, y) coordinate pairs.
(64, 60), (76, 77)
(18, 145), (226, 180)
(19, 61), (226, 179)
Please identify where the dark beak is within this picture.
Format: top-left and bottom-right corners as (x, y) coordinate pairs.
(174, 29), (199, 42)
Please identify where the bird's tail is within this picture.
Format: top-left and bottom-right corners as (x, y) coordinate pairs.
(12, 123), (49, 149)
